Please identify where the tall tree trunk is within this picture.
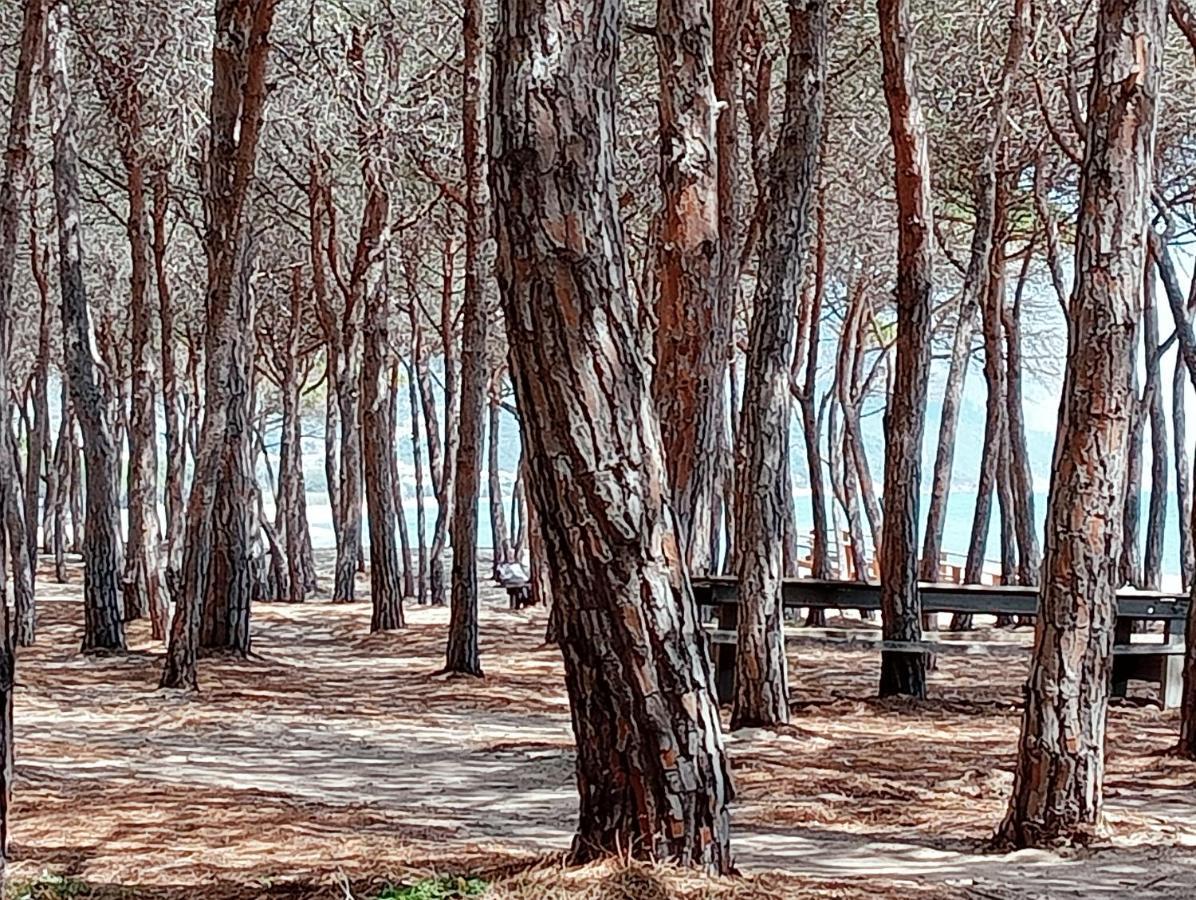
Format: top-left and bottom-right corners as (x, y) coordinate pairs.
(1143, 260), (1167, 591)
(46, 1), (126, 654)
(491, 0), (733, 868)
(652, 0), (722, 576)
(277, 269), (315, 600)
(876, 0), (933, 698)
(404, 353), (428, 603)
(1003, 247), (1040, 587)
(153, 172), (185, 592)
(114, 133), (164, 637)
(1122, 332), (1146, 588)
(965, 184), (1009, 591)
(446, 0), (488, 675)
(161, 0), (278, 689)
(363, 278), (405, 632)
(795, 201), (831, 580)
(1174, 355), (1193, 590)
(332, 339), (363, 602)
(732, 1), (826, 730)
(389, 360), (415, 599)
(922, 0), (1027, 583)
(998, 0), (1163, 845)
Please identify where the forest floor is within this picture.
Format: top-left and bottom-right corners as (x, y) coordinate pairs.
(8, 553), (1196, 899)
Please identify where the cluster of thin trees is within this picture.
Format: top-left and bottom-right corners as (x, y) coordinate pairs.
(0, 0), (1195, 881)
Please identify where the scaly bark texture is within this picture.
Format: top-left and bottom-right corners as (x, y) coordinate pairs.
(162, 0), (278, 690)
(652, 0), (722, 575)
(491, 0), (733, 869)
(998, 0), (1164, 844)
(876, 0), (933, 697)
(0, 0), (41, 862)
(732, 1), (827, 730)
(446, 0), (487, 675)
(46, 0), (126, 654)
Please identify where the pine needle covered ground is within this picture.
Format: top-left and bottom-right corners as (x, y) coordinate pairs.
(8, 556), (1196, 898)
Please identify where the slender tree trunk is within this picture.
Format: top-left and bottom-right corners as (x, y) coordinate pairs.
(1174, 356), (1193, 590)
(998, 0), (1163, 844)
(1143, 261), (1167, 591)
(46, 1), (126, 654)
(491, 0), (733, 868)
(876, 0), (933, 698)
(1122, 331), (1146, 588)
(1003, 247), (1040, 587)
(732, 1), (826, 730)
(389, 360), (415, 599)
(404, 353), (428, 603)
(486, 387), (513, 575)
(446, 0), (488, 675)
(333, 338), (363, 602)
(153, 172), (185, 591)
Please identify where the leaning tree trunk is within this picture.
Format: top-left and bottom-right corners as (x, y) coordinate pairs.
(404, 353), (429, 604)
(876, 0), (934, 698)
(491, 0), (733, 869)
(732, 0), (826, 731)
(46, 1), (126, 654)
(998, 0), (1163, 845)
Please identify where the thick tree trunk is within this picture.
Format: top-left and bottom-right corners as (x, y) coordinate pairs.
(117, 145), (165, 637)
(732, 1), (826, 730)
(46, 1), (126, 654)
(876, 0), (933, 698)
(491, 0), (733, 869)
(652, 0), (723, 576)
(363, 281), (405, 633)
(998, 0), (1163, 844)
(161, 0), (278, 690)
(332, 339), (363, 603)
(446, 0), (488, 676)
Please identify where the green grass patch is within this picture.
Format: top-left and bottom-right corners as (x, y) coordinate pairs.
(375, 875), (488, 900)
(7, 875), (105, 900)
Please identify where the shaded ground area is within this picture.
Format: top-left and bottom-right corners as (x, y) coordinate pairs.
(10, 557), (1196, 898)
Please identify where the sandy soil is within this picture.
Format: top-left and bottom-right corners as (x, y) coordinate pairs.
(8, 556), (1196, 898)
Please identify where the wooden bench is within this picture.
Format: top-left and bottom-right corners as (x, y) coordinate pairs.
(692, 577), (1188, 709)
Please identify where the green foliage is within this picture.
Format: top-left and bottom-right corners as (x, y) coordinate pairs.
(375, 876), (487, 900)
(7, 875), (102, 900)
